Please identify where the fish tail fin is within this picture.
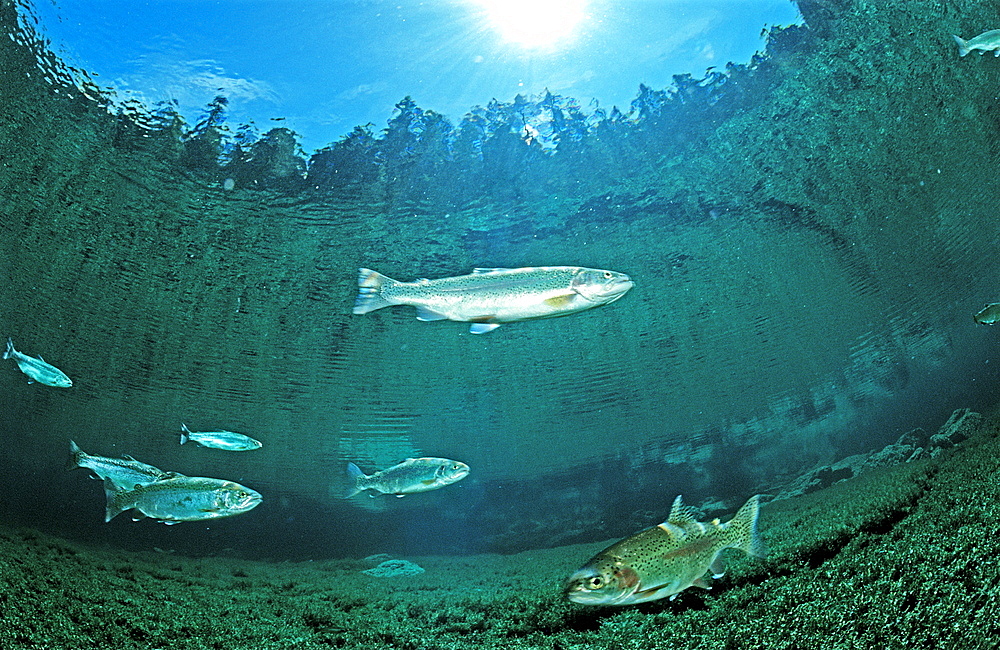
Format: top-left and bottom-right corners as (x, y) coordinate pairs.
(67, 440), (84, 471)
(180, 423), (189, 445)
(3, 337), (13, 359)
(103, 478), (126, 522)
(345, 462), (367, 498)
(725, 494), (768, 559)
(353, 268), (396, 315)
(952, 35), (970, 57)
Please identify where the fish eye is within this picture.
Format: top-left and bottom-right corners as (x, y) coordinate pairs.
(588, 576), (604, 590)
(603, 271), (613, 279)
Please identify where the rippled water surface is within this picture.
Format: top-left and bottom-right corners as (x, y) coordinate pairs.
(4, 0), (1000, 558)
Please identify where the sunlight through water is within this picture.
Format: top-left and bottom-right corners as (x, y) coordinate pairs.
(471, 0), (588, 49)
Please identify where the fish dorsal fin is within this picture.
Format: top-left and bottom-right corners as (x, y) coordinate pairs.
(665, 495), (699, 526)
(122, 455), (136, 461)
(472, 267), (513, 274)
(657, 521), (687, 540)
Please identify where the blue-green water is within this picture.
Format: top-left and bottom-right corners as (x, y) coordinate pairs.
(3, 0), (1000, 568)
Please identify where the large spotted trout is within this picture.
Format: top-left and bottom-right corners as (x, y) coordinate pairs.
(352, 266), (633, 334)
(564, 495), (767, 605)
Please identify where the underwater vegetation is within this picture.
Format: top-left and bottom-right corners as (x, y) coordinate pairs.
(2, 406), (998, 649)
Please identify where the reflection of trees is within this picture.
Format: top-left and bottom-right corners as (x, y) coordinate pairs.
(102, 25), (804, 209)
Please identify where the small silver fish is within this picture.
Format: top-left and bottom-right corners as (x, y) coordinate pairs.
(104, 476), (263, 525)
(353, 266), (633, 334)
(974, 303), (1000, 325)
(953, 30), (1000, 57)
(180, 423), (262, 451)
(3, 337), (72, 387)
(67, 440), (182, 491)
(346, 457), (470, 497)
(564, 495), (767, 606)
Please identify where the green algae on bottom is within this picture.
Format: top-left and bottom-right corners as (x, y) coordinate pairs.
(2, 411), (1000, 649)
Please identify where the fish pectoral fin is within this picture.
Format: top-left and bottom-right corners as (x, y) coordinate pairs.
(469, 322), (501, 334)
(395, 494), (406, 498)
(162, 520), (181, 526)
(415, 306), (449, 321)
(420, 479), (437, 485)
(692, 575), (713, 590)
(543, 293), (578, 309)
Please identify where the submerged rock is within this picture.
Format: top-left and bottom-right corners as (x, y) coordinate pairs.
(776, 408), (983, 499)
(361, 559), (425, 578)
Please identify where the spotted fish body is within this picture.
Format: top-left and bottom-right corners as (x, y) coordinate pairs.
(68, 440), (182, 491)
(345, 457), (470, 497)
(3, 338), (72, 387)
(352, 266), (633, 334)
(104, 476), (262, 525)
(564, 495), (767, 606)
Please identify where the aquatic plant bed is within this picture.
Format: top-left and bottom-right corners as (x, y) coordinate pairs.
(3, 410), (999, 650)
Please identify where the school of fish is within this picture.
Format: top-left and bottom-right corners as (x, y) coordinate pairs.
(10, 258), (781, 607)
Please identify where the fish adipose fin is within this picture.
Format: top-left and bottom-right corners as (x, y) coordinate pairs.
(353, 268), (396, 315)
(345, 462), (367, 498)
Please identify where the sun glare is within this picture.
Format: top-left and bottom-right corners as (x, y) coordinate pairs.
(472, 0), (588, 50)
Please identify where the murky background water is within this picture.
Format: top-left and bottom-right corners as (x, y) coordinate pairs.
(3, 0), (1000, 559)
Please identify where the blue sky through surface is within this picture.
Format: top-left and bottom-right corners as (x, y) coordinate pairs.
(30, 0), (801, 153)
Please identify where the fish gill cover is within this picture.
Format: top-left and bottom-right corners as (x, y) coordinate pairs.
(2, 0), (1000, 561)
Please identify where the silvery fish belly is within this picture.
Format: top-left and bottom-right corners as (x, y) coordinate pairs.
(346, 457), (470, 497)
(564, 495), (767, 606)
(180, 423), (262, 451)
(3, 337), (73, 387)
(352, 266), (633, 333)
(104, 476), (263, 524)
(67, 440), (181, 491)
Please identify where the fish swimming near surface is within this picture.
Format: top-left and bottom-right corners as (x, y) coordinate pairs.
(180, 423), (262, 451)
(103, 475), (263, 525)
(974, 303), (1000, 325)
(68, 440), (182, 491)
(345, 457), (470, 497)
(953, 30), (1000, 57)
(3, 337), (72, 387)
(564, 494), (767, 606)
(352, 266), (634, 334)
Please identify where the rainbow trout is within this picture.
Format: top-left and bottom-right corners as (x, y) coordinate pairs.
(352, 266), (633, 334)
(4, 337), (72, 387)
(68, 440), (182, 491)
(104, 476), (262, 525)
(564, 495), (767, 605)
(345, 458), (470, 497)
